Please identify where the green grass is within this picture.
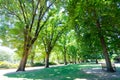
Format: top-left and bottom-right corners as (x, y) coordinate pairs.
(4, 63), (120, 80)
(4, 63), (100, 80)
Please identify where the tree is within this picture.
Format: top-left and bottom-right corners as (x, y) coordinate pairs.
(0, 0), (56, 71)
(60, 33), (68, 65)
(57, 31), (69, 65)
(67, 0), (120, 72)
(41, 9), (65, 67)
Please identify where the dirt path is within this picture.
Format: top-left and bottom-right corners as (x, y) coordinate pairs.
(0, 66), (45, 80)
(0, 66), (44, 76)
(83, 64), (120, 80)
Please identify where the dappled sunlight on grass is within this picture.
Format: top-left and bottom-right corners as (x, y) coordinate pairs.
(3, 63), (120, 80)
(4, 64), (98, 80)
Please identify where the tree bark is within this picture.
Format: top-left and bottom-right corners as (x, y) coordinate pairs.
(95, 59), (98, 64)
(96, 19), (115, 72)
(63, 45), (67, 65)
(78, 58), (81, 63)
(30, 52), (35, 66)
(74, 53), (77, 64)
(57, 54), (60, 63)
(45, 53), (50, 68)
(17, 28), (32, 71)
(100, 36), (115, 72)
(17, 48), (29, 71)
(64, 52), (67, 65)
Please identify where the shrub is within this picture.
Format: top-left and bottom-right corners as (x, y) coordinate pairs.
(32, 63), (45, 67)
(49, 62), (57, 65)
(0, 52), (11, 61)
(114, 56), (120, 63)
(32, 62), (57, 67)
(0, 61), (18, 69)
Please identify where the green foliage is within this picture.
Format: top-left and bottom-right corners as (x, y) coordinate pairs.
(32, 62), (57, 67)
(0, 0), (120, 70)
(0, 61), (18, 69)
(49, 62), (57, 65)
(67, 0), (120, 61)
(0, 26), (7, 39)
(0, 53), (10, 61)
(32, 62), (45, 67)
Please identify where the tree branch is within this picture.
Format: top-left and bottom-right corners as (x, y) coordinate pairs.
(52, 28), (64, 47)
(39, 0), (56, 23)
(42, 37), (47, 52)
(35, 0), (56, 37)
(31, 0), (56, 45)
(29, 0), (40, 32)
(6, 9), (23, 22)
(18, 0), (27, 24)
(32, 0), (35, 12)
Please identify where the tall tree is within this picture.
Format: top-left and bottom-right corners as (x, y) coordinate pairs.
(57, 31), (69, 65)
(61, 33), (68, 65)
(42, 17), (65, 68)
(67, 0), (120, 72)
(0, 0), (56, 71)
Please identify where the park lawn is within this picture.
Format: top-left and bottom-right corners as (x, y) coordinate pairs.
(4, 63), (120, 80)
(4, 63), (100, 80)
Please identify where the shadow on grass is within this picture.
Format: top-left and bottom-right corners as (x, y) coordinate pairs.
(4, 64), (99, 80)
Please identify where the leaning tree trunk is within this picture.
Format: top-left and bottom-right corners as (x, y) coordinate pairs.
(100, 36), (115, 72)
(17, 28), (33, 71)
(17, 47), (30, 71)
(45, 52), (50, 68)
(96, 19), (115, 72)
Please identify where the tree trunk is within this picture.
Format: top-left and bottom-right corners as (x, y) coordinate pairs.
(30, 56), (34, 66)
(45, 53), (50, 68)
(63, 46), (67, 65)
(78, 58), (81, 63)
(43, 57), (45, 64)
(17, 48), (29, 71)
(74, 54), (77, 64)
(95, 59), (98, 64)
(64, 52), (67, 65)
(30, 52), (35, 66)
(17, 30), (32, 71)
(57, 54), (60, 63)
(100, 36), (115, 72)
(96, 19), (115, 72)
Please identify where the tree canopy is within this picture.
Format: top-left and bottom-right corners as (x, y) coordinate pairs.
(0, 0), (120, 72)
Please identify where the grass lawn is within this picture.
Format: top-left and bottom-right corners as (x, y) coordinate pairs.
(3, 63), (120, 80)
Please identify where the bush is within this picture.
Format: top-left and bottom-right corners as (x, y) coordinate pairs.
(0, 61), (18, 69)
(114, 56), (120, 63)
(32, 63), (45, 67)
(49, 62), (57, 65)
(32, 62), (57, 67)
(0, 61), (10, 68)
(0, 52), (11, 61)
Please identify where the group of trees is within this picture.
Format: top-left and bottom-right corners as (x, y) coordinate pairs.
(0, 0), (120, 72)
